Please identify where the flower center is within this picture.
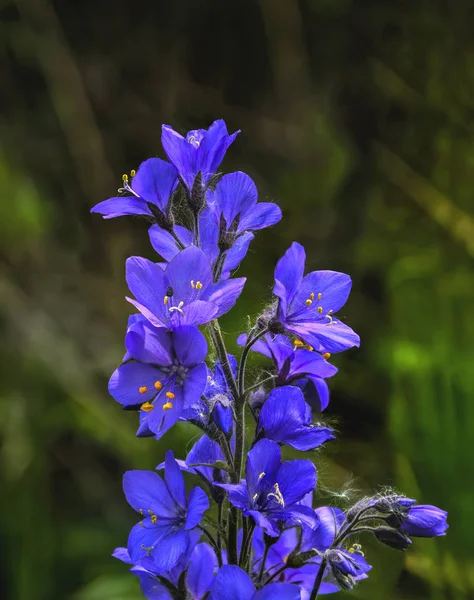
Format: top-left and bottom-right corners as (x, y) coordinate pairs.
(267, 482), (285, 507)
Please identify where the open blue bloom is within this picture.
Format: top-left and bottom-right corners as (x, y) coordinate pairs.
(401, 505), (448, 538)
(271, 242), (360, 353)
(109, 319), (207, 439)
(206, 171), (281, 238)
(126, 246), (246, 328)
(113, 538), (216, 600)
(91, 158), (178, 219)
(257, 386), (334, 451)
(124, 451), (209, 573)
(237, 333), (337, 411)
(148, 208), (254, 280)
(204, 355), (237, 434)
(217, 439), (317, 536)
(161, 119), (239, 192)
(209, 565), (301, 600)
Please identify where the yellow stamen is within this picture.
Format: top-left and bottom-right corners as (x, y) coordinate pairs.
(140, 401), (154, 412)
(323, 352), (331, 360)
(139, 509), (144, 515)
(306, 345), (314, 351)
(318, 292), (322, 300)
(318, 306), (323, 314)
(349, 547), (355, 553)
(154, 380), (163, 390)
(148, 509), (154, 515)
(139, 521), (144, 527)
(130, 169), (136, 177)
(151, 515), (158, 524)
(310, 292), (315, 300)
(138, 386), (148, 394)
(164, 296), (169, 305)
(293, 339), (304, 346)
(252, 493), (258, 502)
(191, 280), (195, 288)
(196, 281), (203, 290)
(305, 299), (313, 306)
(258, 472), (266, 480)
(162, 401), (173, 411)
(122, 173), (128, 183)
(166, 391), (175, 399)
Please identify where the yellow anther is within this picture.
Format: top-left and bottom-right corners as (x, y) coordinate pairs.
(252, 493), (258, 502)
(151, 515), (158, 524)
(191, 280), (195, 288)
(196, 281), (203, 290)
(294, 339), (304, 346)
(306, 345), (314, 351)
(323, 352), (331, 360)
(317, 293), (322, 301)
(258, 472), (266, 480)
(318, 306), (323, 314)
(164, 296), (169, 305)
(122, 173), (128, 183)
(139, 386), (148, 394)
(305, 299), (313, 306)
(274, 483), (280, 490)
(154, 380), (163, 390)
(139, 521), (144, 527)
(130, 169), (136, 177)
(349, 547), (355, 553)
(166, 391), (175, 399)
(283, 554), (289, 564)
(310, 292), (315, 300)
(140, 401), (154, 412)
(162, 401), (173, 411)
(139, 509), (144, 515)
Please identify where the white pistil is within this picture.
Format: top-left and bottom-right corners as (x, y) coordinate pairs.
(169, 301), (184, 315)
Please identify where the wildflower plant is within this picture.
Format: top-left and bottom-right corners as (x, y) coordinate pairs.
(92, 119), (448, 599)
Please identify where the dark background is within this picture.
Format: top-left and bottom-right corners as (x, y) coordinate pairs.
(1, 1), (472, 598)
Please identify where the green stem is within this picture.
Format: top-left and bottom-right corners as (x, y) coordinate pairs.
(209, 320), (239, 401)
(237, 328), (269, 398)
(239, 520), (256, 569)
(309, 559), (327, 600)
(198, 525), (221, 564)
(258, 541), (271, 583)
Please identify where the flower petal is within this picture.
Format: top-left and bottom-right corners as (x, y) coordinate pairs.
(289, 270), (352, 319)
(91, 196), (151, 218)
(253, 583), (301, 600)
(126, 256), (169, 326)
(123, 470), (177, 517)
(273, 243), (306, 314)
(125, 321), (174, 365)
(208, 565), (255, 600)
(162, 125), (197, 191)
(131, 158), (178, 212)
(246, 439), (281, 498)
(164, 450), (186, 508)
(172, 325), (208, 366)
(223, 232), (254, 276)
(183, 363), (208, 404)
(211, 172), (258, 228)
(202, 278), (246, 318)
(143, 386), (184, 440)
(238, 202), (282, 233)
(187, 543), (218, 599)
(165, 246), (213, 302)
(215, 482), (249, 510)
(288, 321), (360, 354)
(276, 459), (317, 506)
(185, 486), (210, 530)
(109, 362), (164, 406)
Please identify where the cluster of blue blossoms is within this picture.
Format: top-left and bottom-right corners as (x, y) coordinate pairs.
(92, 120), (448, 599)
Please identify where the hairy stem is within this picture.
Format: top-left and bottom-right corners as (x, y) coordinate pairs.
(237, 328), (269, 398)
(309, 558), (327, 600)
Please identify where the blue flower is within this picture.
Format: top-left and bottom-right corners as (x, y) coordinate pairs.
(271, 242), (360, 353)
(401, 505), (448, 538)
(124, 451), (209, 572)
(237, 333), (337, 411)
(257, 386), (334, 451)
(113, 539), (216, 599)
(126, 246), (246, 328)
(206, 170), (281, 240)
(108, 319), (208, 439)
(161, 119), (239, 192)
(217, 439), (317, 536)
(148, 207), (254, 280)
(91, 158), (178, 219)
(204, 355), (237, 434)
(208, 565), (301, 600)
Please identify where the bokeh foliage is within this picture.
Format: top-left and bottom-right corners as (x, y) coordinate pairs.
(0, 0), (473, 598)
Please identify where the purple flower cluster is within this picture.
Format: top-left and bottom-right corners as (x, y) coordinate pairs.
(92, 119), (448, 599)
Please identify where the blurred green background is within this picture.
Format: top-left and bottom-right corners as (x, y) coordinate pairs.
(1, 0), (473, 598)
